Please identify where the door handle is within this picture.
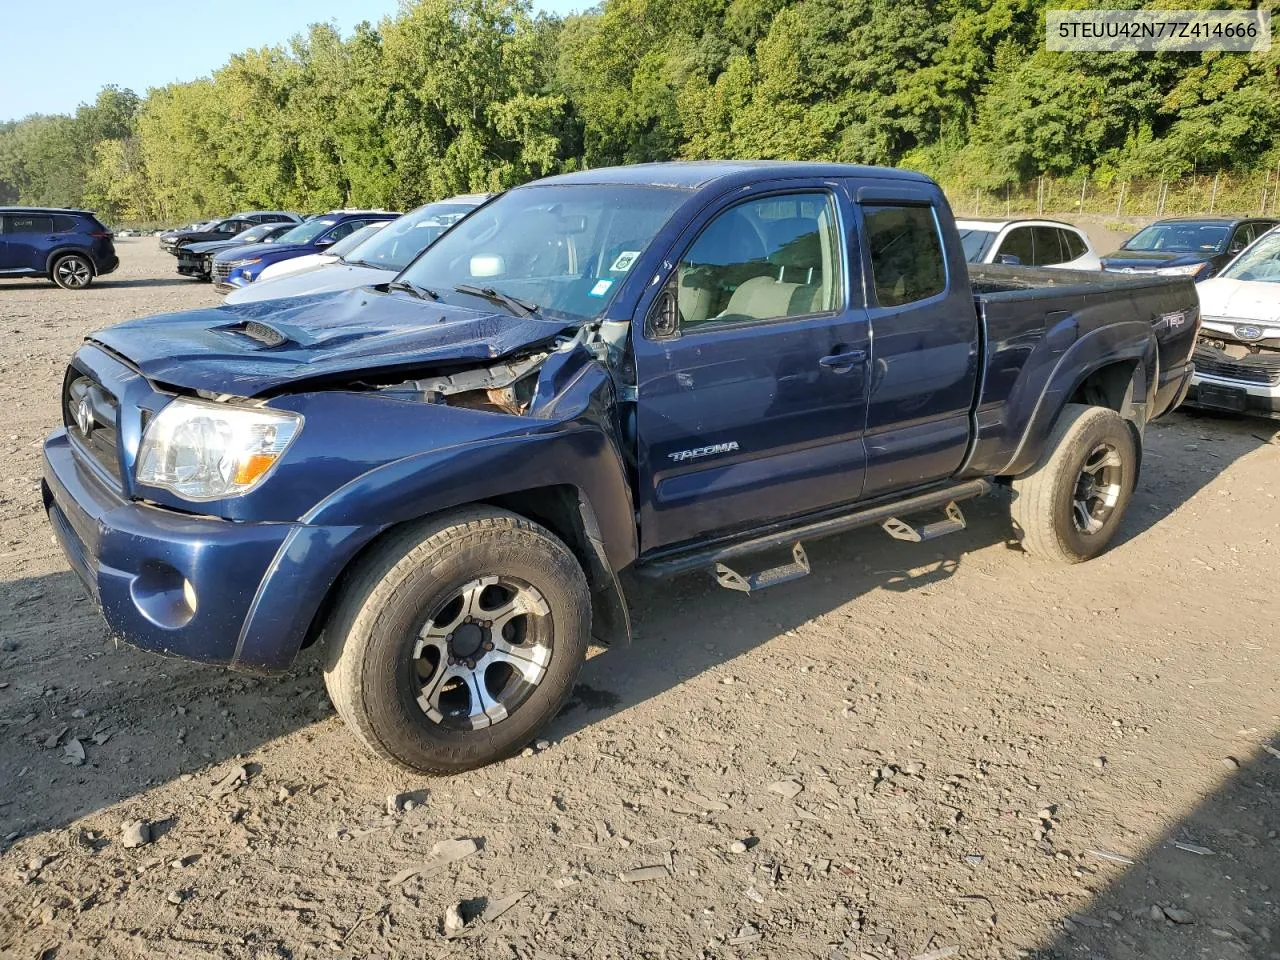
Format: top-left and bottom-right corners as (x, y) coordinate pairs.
(818, 349), (867, 371)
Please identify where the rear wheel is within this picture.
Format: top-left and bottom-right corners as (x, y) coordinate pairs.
(1009, 403), (1137, 563)
(323, 508), (591, 774)
(51, 253), (94, 290)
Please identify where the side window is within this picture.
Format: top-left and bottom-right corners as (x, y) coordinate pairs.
(996, 226), (1034, 265)
(677, 192), (843, 328)
(52, 215), (79, 233)
(863, 204), (946, 307)
(7, 215), (54, 234)
(1062, 229), (1088, 261)
(1032, 226), (1065, 266)
(325, 220), (363, 242)
(1229, 224), (1251, 253)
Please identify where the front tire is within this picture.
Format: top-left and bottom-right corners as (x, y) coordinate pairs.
(323, 508), (591, 774)
(51, 253), (94, 290)
(1009, 403), (1137, 563)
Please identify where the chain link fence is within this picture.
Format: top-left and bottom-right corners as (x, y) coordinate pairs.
(944, 167), (1280, 220)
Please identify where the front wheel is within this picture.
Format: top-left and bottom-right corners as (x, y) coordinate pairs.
(323, 508), (591, 774)
(1009, 403), (1137, 563)
(51, 253), (94, 290)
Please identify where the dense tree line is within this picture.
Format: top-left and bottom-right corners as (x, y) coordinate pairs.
(1, 0), (1276, 224)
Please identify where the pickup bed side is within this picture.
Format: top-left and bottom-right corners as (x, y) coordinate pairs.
(961, 267), (1198, 478)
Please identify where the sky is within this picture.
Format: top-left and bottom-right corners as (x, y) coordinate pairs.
(0, 0), (586, 123)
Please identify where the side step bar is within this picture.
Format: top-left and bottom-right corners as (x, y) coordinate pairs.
(715, 543), (810, 593)
(882, 501), (967, 543)
(638, 478), (993, 580)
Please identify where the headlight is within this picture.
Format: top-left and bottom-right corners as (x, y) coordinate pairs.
(227, 257), (262, 268)
(135, 398), (302, 501)
(1154, 263), (1208, 277)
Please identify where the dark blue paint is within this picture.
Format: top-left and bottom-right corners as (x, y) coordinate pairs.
(0, 207), (118, 281)
(42, 162), (1199, 675)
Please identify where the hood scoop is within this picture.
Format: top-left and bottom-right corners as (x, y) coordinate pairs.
(223, 319), (316, 349)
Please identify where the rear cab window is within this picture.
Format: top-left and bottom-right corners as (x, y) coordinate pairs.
(863, 204), (946, 306)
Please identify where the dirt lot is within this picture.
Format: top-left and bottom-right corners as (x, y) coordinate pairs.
(1, 241), (1278, 960)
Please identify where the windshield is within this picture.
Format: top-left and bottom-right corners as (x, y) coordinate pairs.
(397, 184), (688, 321)
(328, 222), (386, 258)
(347, 201), (482, 271)
(1220, 230), (1280, 283)
(959, 228), (997, 262)
(238, 223), (279, 243)
(278, 218), (338, 244)
(1122, 222), (1229, 253)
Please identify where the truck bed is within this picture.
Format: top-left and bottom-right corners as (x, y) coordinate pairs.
(961, 264), (1200, 478)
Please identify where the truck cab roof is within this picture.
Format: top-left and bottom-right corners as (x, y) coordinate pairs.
(536, 160), (932, 191)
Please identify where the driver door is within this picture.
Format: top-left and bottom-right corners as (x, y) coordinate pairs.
(631, 184), (871, 555)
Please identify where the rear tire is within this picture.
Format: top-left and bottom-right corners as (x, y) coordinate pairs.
(1009, 403), (1137, 563)
(51, 253), (94, 290)
(322, 507), (591, 774)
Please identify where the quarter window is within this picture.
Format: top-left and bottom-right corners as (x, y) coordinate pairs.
(1062, 229), (1087, 261)
(677, 192), (843, 329)
(864, 204), (946, 306)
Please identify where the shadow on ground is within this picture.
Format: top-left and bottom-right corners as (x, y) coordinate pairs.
(1028, 742), (1280, 959)
(0, 413), (1270, 844)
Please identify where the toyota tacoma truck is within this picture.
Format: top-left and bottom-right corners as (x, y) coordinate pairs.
(42, 162), (1198, 774)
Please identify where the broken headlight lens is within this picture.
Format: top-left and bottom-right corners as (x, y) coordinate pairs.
(135, 397), (302, 501)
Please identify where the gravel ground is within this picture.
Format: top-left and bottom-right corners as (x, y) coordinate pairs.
(1, 241), (1278, 960)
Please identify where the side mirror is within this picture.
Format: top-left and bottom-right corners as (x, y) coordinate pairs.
(314, 237), (335, 248)
(644, 285), (680, 340)
(1229, 243), (1245, 255)
(997, 254), (1022, 265)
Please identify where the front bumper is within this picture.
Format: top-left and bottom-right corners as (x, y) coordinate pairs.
(1183, 371), (1280, 420)
(42, 428), (373, 673)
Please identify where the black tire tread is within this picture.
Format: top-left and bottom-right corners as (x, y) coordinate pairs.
(1009, 403), (1134, 564)
(322, 507), (588, 773)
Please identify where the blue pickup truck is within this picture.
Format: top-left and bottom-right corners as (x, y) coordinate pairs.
(42, 162), (1198, 773)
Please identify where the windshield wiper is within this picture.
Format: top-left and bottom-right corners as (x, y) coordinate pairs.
(387, 278), (439, 300)
(455, 283), (540, 319)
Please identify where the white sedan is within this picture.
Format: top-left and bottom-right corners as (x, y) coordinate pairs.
(1184, 226), (1280, 420)
(956, 218), (1101, 271)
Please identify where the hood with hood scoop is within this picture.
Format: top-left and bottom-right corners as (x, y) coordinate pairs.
(90, 287), (578, 397)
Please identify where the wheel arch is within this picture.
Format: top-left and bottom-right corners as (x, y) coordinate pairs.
(1001, 323), (1157, 477)
(293, 485), (631, 659)
(45, 246), (96, 277)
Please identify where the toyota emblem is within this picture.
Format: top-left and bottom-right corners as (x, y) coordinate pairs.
(74, 397), (94, 436)
(1235, 324), (1264, 342)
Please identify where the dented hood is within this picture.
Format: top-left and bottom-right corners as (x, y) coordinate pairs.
(91, 287), (575, 396)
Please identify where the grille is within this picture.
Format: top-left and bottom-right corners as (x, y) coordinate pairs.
(1192, 346), (1280, 386)
(212, 260), (232, 285)
(63, 368), (122, 483)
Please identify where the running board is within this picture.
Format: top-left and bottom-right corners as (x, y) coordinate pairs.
(637, 478), (993, 580)
(881, 501), (967, 543)
(714, 543), (809, 593)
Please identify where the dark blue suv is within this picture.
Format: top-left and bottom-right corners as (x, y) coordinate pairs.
(0, 207), (119, 289)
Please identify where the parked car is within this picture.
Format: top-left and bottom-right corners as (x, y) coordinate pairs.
(1102, 217), (1278, 279)
(955, 218), (1100, 270)
(42, 161), (1198, 773)
(210, 211), (400, 293)
(251, 221), (389, 285)
(0, 207), (118, 289)
(1182, 225), (1280, 419)
(176, 222), (295, 281)
(159, 211), (301, 255)
(227, 194), (490, 304)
